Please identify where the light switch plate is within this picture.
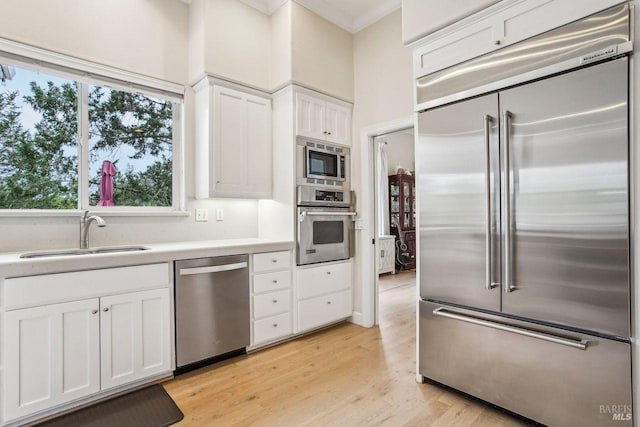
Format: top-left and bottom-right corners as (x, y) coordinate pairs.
(216, 208), (224, 221)
(195, 208), (208, 222)
(355, 219), (365, 230)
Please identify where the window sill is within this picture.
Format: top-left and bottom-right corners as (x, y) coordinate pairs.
(0, 209), (191, 218)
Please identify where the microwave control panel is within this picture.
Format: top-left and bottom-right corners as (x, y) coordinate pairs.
(315, 190), (344, 202)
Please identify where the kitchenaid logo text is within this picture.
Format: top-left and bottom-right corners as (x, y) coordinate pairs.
(600, 405), (632, 421)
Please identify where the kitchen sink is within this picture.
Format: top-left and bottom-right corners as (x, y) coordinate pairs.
(20, 246), (150, 259)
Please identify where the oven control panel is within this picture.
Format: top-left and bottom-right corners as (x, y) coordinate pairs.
(297, 186), (352, 207)
(315, 190), (344, 203)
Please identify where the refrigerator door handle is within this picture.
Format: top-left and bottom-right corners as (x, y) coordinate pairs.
(484, 114), (496, 290)
(432, 308), (589, 350)
(503, 110), (514, 293)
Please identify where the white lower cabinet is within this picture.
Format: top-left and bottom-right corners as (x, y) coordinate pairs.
(2, 264), (171, 424)
(100, 288), (171, 390)
(251, 251), (293, 347)
(4, 299), (101, 421)
(296, 260), (352, 333)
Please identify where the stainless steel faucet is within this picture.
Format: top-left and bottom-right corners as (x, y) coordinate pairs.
(80, 211), (106, 249)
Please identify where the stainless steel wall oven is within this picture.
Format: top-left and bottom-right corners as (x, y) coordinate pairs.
(297, 186), (355, 265)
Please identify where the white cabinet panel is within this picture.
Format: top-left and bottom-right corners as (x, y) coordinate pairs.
(4, 263), (169, 310)
(324, 101), (351, 145)
(297, 290), (351, 332)
(253, 312), (292, 345)
(253, 289), (291, 319)
(296, 93), (325, 140)
(3, 299), (100, 421)
(253, 250), (291, 273)
(295, 91), (351, 146)
(411, 0), (625, 80)
(195, 79), (272, 199)
(297, 260), (351, 300)
(100, 288), (170, 390)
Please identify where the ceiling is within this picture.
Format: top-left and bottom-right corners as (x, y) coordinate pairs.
(238, 0), (401, 33)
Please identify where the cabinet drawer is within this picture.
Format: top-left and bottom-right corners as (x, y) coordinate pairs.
(253, 270), (291, 294)
(253, 289), (291, 319)
(253, 251), (291, 273)
(297, 261), (351, 300)
(298, 289), (351, 332)
(254, 312), (292, 345)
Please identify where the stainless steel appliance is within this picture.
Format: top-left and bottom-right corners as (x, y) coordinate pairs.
(297, 139), (350, 188)
(417, 5), (632, 426)
(175, 255), (249, 370)
(297, 186), (355, 265)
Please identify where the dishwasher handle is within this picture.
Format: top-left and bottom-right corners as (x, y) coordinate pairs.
(179, 262), (248, 276)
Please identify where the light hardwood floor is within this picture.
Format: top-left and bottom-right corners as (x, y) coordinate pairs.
(164, 276), (529, 426)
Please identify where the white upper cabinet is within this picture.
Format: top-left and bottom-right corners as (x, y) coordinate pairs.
(410, 0), (626, 80)
(195, 79), (272, 199)
(295, 91), (351, 146)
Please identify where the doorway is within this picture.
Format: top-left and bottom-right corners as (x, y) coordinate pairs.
(373, 128), (416, 325)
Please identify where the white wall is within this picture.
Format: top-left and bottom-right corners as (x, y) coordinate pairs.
(291, 2), (354, 102)
(271, 2), (293, 91)
(199, 0), (273, 90)
(383, 131), (415, 175)
(351, 10), (414, 313)
(0, 0), (189, 84)
(0, 0), (262, 253)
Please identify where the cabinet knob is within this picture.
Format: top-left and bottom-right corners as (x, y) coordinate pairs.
(272, 279), (278, 284)
(494, 40), (501, 45)
(323, 131), (327, 134)
(272, 259), (278, 263)
(326, 271), (331, 275)
(327, 301), (332, 305)
(92, 310), (98, 315)
(272, 299), (278, 303)
(273, 323), (278, 328)
(103, 307), (109, 312)
(327, 132), (332, 135)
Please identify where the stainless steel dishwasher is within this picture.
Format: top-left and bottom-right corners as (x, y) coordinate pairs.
(175, 254), (249, 371)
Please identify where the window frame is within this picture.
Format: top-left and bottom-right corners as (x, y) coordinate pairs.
(0, 38), (186, 216)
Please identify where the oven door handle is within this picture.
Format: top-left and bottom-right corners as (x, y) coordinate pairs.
(299, 211), (357, 222)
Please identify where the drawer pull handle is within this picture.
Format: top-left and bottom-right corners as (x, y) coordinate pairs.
(273, 323), (278, 327)
(92, 310), (98, 315)
(103, 307), (109, 312)
(432, 308), (588, 350)
(272, 300), (278, 303)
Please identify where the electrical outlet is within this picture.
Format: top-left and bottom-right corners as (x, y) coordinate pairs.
(195, 208), (208, 222)
(216, 208), (224, 221)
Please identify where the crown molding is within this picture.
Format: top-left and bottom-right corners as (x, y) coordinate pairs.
(238, 0), (288, 15)
(236, 0), (400, 33)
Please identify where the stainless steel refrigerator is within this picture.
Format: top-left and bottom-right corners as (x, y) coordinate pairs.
(417, 37), (632, 427)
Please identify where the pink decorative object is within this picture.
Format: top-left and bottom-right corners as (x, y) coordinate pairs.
(97, 161), (117, 206)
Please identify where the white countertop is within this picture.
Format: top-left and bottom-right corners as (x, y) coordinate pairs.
(0, 238), (294, 278)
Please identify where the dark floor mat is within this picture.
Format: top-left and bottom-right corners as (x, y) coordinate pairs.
(35, 385), (184, 427)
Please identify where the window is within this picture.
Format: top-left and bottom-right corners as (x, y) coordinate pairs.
(0, 60), (182, 212)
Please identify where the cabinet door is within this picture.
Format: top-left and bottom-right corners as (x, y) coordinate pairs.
(213, 86), (272, 199)
(296, 93), (325, 140)
(4, 299), (100, 421)
(324, 101), (351, 145)
(100, 289), (171, 390)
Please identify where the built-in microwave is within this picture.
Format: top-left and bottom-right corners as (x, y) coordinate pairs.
(297, 139), (350, 188)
